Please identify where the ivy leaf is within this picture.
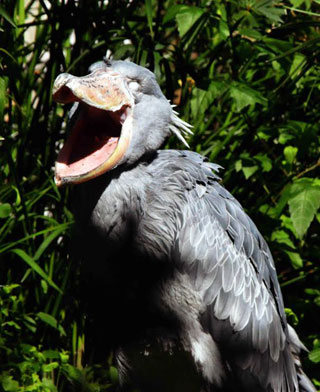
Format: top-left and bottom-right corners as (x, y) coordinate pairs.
(288, 178), (320, 239)
(255, 154), (272, 172)
(242, 165), (258, 179)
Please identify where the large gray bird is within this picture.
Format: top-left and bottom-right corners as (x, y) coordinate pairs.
(53, 59), (315, 392)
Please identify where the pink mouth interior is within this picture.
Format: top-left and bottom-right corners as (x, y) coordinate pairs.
(56, 104), (123, 178)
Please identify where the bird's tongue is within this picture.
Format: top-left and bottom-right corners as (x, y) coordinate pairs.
(56, 105), (121, 179)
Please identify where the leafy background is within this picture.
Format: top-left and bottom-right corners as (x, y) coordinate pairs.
(0, 0), (320, 390)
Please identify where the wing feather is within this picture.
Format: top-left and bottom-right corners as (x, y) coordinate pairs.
(145, 150), (309, 391)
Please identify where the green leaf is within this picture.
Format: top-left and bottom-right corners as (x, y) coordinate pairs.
(34, 224), (68, 261)
(163, 5), (183, 24)
(289, 0), (304, 6)
(145, 0), (154, 38)
(0, 77), (8, 125)
(252, 0), (284, 23)
(288, 178), (320, 238)
(109, 366), (118, 383)
(0, 203), (12, 218)
(229, 82), (267, 111)
(43, 350), (61, 359)
(219, 19), (230, 40)
(285, 250), (303, 269)
(42, 362), (59, 372)
(191, 88), (216, 118)
(0, 222), (72, 254)
(309, 347), (320, 363)
(285, 307), (299, 325)
(10, 248), (62, 293)
(278, 132), (295, 144)
(176, 6), (204, 38)
(62, 364), (83, 382)
(289, 53), (305, 79)
(37, 312), (66, 336)
(235, 160), (242, 172)
(0, 6), (17, 28)
(271, 230), (295, 249)
(242, 165), (258, 179)
(238, 28), (263, 40)
(255, 154), (272, 172)
(305, 289), (320, 307)
(1, 375), (19, 392)
(280, 215), (297, 237)
(284, 145), (298, 164)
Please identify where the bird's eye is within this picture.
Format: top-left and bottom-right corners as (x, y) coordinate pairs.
(128, 80), (140, 92)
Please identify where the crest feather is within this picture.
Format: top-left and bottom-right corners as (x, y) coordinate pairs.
(169, 105), (193, 148)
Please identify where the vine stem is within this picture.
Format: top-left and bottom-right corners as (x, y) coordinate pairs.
(294, 159), (320, 179)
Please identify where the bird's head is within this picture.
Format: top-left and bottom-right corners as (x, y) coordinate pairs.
(53, 59), (191, 186)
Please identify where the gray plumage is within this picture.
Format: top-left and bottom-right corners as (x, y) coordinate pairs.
(55, 60), (315, 392)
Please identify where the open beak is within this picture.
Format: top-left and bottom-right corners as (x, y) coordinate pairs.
(53, 69), (134, 187)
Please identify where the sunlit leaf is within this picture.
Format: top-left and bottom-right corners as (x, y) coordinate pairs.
(0, 77), (7, 124)
(242, 165), (258, 179)
(285, 307), (299, 325)
(289, 53), (306, 79)
(37, 312), (66, 336)
(271, 230), (295, 249)
(0, 375), (19, 392)
(288, 178), (320, 238)
(284, 145), (298, 164)
(255, 154), (272, 172)
(0, 203), (11, 218)
(285, 250), (303, 268)
(42, 362), (59, 372)
(289, 0), (304, 6)
(309, 348), (320, 363)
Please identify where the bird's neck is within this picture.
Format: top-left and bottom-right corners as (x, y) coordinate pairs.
(72, 161), (151, 245)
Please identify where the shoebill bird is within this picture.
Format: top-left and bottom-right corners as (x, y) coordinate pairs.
(53, 59), (315, 392)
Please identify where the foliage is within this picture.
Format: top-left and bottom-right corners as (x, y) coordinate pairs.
(0, 0), (319, 390)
